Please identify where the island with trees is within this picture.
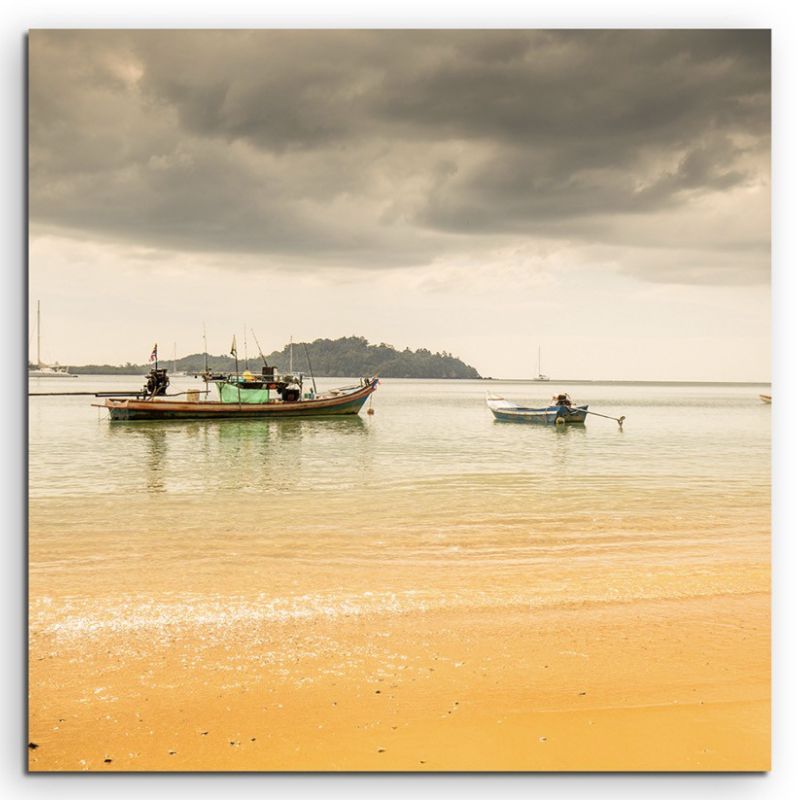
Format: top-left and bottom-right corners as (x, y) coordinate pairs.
(63, 336), (482, 379)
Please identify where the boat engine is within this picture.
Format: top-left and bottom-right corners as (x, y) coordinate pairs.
(144, 368), (170, 398)
(279, 386), (301, 402)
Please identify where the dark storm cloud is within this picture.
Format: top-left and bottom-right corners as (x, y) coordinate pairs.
(421, 134), (752, 233)
(28, 29), (770, 283)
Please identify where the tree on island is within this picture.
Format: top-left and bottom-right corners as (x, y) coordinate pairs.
(69, 336), (482, 379)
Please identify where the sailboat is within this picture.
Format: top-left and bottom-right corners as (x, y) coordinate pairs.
(171, 343), (188, 376)
(28, 301), (77, 378)
(533, 346), (550, 381)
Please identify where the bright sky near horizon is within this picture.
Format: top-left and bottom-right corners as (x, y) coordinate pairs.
(28, 30), (770, 381)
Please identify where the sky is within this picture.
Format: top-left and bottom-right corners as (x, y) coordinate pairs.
(28, 29), (771, 380)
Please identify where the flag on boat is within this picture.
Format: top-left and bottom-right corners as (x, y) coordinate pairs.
(149, 343), (157, 363)
(230, 336), (237, 357)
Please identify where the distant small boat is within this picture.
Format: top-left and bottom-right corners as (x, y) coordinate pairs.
(28, 301), (77, 378)
(487, 392), (588, 425)
(759, 394), (772, 404)
(28, 364), (78, 378)
(170, 344), (188, 376)
(533, 345), (550, 381)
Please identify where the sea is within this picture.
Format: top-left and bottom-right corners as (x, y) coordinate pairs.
(28, 376), (771, 636)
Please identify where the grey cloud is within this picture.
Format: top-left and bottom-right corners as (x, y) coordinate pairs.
(28, 29), (770, 284)
(420, 135), (757, 234)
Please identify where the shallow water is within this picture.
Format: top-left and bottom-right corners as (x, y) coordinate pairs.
(30, 376), (771, 495)
(29, 376), (771, 637)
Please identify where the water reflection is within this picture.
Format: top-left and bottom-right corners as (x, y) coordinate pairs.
(31, 381), (769, 500)
(106, 416), (370, 495)
(107, 422), (167, 493)
(551, 423), (587, 472)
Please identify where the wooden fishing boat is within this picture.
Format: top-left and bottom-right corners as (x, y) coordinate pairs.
(96, 369), (379, 421)
(486, 392), (588, 425)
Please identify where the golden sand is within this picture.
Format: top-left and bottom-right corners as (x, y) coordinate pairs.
(29, 590), (769, 771)
(28, 485), (770, 772)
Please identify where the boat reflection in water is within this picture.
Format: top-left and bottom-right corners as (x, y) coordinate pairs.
(107, 414), (370, 495)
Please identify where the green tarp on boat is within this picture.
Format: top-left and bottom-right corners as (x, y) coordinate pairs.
(217, 383), (271, 403)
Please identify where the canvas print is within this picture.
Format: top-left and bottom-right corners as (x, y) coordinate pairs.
(28, 30), (770, 772)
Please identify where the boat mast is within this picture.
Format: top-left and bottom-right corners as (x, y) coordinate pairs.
(231, 335), (241, 404)
(303, 343), (317, 395)
(202, 322), (209, 374)
(37, 300), (41, 368)
(244, 324), (249, 370)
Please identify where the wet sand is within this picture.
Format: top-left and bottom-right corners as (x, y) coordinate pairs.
(29, 589), (769, 771)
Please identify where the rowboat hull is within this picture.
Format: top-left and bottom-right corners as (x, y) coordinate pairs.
(487, 395), (588, 425)
(101, 379), (378, 421)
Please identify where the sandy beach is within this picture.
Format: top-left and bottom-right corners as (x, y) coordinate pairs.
(29, 557), (769, 771)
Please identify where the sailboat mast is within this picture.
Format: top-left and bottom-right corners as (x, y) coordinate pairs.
(37, 300), (41, 368)
(202, 322), (209, 374)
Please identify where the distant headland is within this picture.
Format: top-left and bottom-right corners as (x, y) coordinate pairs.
(58, 336), (483, 380)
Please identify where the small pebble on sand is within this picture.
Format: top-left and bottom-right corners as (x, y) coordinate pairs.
(28, 743), (39, 750)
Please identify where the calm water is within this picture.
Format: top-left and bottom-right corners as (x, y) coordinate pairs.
(29, 376), (771, 635)
(29, 376), (771, 498)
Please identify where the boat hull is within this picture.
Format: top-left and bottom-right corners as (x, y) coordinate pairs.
(102, 380), (377, 421)
(487, 396), (588, 425)
(490, 407), (557, 424)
